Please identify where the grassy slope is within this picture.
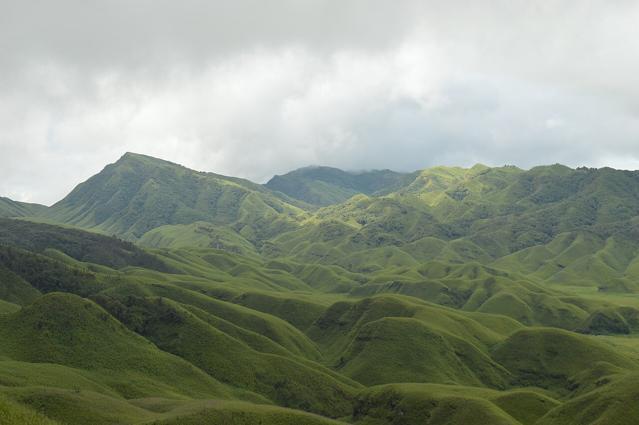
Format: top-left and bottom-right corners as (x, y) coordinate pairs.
(0, 197), (47, 218)
(148, 400), (349, 425)
(493, 327), (638, 392)
(0, 218), (172, 272)
(7, 160), (639, 424)
(139, 221), (259, 259)
(537, 373), (639, 425)
(44, 152), (306, 241)
(93, 294), (358, 417)
(0, 293), (231, 399)
(352, 383), (558, 425)
(0, 394), (62, 425)
(266, 166), (418, 207)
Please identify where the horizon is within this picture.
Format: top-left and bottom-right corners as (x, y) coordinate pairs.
(4, 150), (638, 207)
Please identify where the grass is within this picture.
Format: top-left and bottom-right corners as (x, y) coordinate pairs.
(139, 221), (259, 259)
(0, 394), (62, 425)
(0, 293), (231, 400)
(492, 327), (638, 392)
(148, 400), (349, 425)
(93, 294), (358, 417)
(8, 158), (639, 424)
(352, 383), (544, 425)
(536, 372), (639, 425)
(336, 316), (510, 388)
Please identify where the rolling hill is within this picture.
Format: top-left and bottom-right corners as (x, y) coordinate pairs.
(3, 154), (639, 424)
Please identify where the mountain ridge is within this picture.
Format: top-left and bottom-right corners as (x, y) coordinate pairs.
(4, 152), (639, 424)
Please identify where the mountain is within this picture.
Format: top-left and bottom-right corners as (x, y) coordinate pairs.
(44, 153), (306, 241)
(266, 166), (418, 207)
(269, 165), (639, 285)
(0, 196), (47, 218)
(4, 154), (639, 424)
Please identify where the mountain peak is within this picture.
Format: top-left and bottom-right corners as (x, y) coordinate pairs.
(45, 152), (303, 240)
(114, 152), (184, 169)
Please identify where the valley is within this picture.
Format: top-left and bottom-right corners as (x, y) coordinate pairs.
(2, 153), (639, 424)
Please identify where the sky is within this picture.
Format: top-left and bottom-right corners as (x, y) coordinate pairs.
(2, 0), (639, 205)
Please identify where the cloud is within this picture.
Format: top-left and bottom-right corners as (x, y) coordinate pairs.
(1, 0), (639, 204)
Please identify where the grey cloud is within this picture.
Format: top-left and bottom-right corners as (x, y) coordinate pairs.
(1, 0), (639, 204)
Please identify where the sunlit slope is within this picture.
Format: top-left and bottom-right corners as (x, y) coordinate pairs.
(494, 230), (639, 291)
(270, 165), (639, 271)
(139, 221), (259, 258)
(44, 152), (306, 240)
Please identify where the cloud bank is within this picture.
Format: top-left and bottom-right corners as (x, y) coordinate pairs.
(2, 0), (639, 204)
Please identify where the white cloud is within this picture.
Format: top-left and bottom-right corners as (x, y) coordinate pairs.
(1, 0), (639, 204)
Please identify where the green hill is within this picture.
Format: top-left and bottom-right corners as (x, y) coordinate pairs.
(352, 383), (556, 425)
(266, 166), (418, 207)
(537, 373), (639, 425)
(492, 327), (638, 392)
(0, 197), (47, 218)
(0, 218), (172, 272)
(6, 155), (639, 424)
(0, 293), (231, 399)
(93, 294), (358, 417)
(44, 152), (306, 241)
(0, 394), (62, 425)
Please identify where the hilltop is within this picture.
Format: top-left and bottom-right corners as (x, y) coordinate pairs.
(42, 153), (306, 241)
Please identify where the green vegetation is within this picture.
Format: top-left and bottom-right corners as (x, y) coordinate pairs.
(0, 197), (47, 219)
(43, 152), (306, 241)
(0, 394), (62, 425)
(4, 154), (639, 424)
(266, 166), (418, 207)
(0, 218), (173, 272)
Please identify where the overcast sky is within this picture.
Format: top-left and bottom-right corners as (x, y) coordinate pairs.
(2, 0), (639, 204)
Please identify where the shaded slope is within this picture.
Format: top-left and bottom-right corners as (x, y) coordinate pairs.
(99, 279), (322, 359)
(0, 218), (172, 272)
(309, 296), (519, 389)
(149, 400), (348, 425)
(537, 373), (639, 425)
(0, 197), (47, 218)
(492, 327), (638, 392)
(337, 317), (509, 387)
(352, 383), (553, 425)
(94, 295), (358, 417)
(266, 166), (417, 207)
(0, 293), (230, 399)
